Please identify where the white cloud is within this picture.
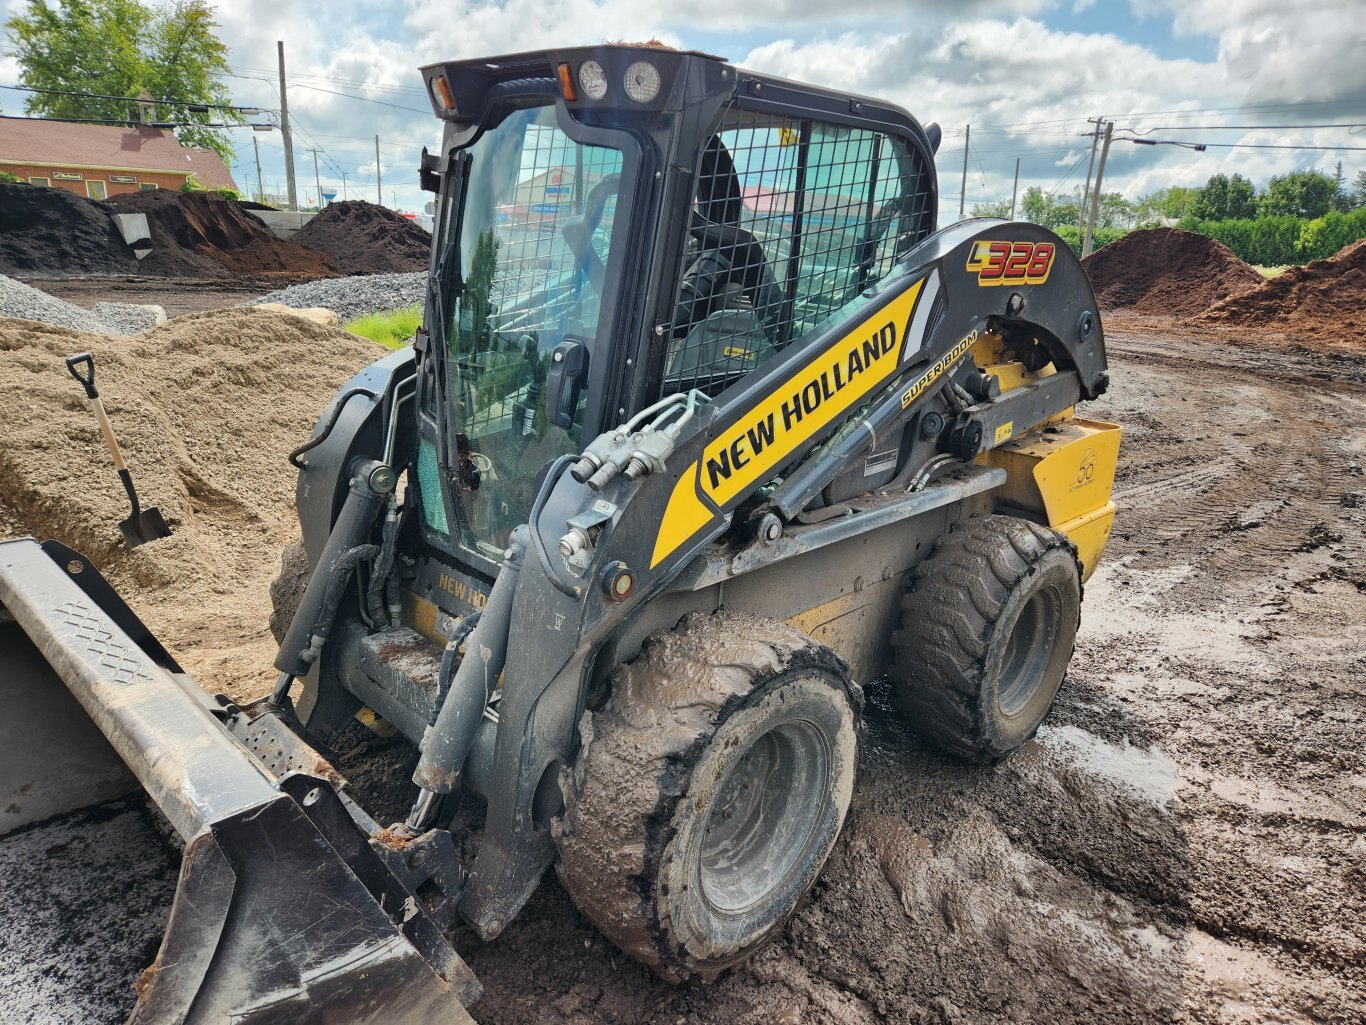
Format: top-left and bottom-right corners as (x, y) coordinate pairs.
(3, 0), (1359, 216)
(1133, 0), (1365, 103)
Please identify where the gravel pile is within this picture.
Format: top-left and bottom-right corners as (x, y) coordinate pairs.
(92, 302), (166, 333)
(0, 274), (124, 334)
(245, 271), (425, 323)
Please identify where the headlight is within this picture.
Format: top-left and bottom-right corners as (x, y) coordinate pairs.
(578, 60), (608, 100)
(623, 61), (660, 103)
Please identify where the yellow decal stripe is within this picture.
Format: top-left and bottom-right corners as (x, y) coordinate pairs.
(650, 278), (926, 568)
(650, 470), (718, 570)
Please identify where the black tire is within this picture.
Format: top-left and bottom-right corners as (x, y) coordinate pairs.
(889, 514), (1081, 763)
(268, 536), (310, 647)
(553, 611), (862, 982)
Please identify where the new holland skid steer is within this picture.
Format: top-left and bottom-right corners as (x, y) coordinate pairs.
(0, 44), (1120, 1023)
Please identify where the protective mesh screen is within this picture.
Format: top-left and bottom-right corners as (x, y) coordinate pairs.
(660, 105), (934, 397)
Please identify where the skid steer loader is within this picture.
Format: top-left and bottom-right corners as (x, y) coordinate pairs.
(0, 44), (1121, 1023)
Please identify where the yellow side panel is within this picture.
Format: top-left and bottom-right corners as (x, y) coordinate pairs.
(983, 418), (1123, 578)
(1056, 502), (1115, 583)
(1030, 419), (1122, 526)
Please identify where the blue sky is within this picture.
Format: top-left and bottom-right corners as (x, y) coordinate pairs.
(1, 0), (1362, 219)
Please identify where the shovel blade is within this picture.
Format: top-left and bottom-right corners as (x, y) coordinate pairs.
(120, 506), (173, 548)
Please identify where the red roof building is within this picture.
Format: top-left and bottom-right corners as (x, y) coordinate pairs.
(0, 117), (237, 199)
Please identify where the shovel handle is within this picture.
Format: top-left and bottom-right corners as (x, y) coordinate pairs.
(65, 352), (99, 399)
(66, 352), (127, 472)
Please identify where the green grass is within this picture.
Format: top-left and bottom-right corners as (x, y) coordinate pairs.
(344, 304), (423, 349)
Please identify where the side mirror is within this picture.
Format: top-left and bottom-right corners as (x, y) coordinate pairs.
(419, 147), (441, 193)
(545, 337), (588, 430)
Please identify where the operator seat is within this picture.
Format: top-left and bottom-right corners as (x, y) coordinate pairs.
(671, 137), (786, 348)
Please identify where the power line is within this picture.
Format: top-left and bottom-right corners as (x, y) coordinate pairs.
(1123, 122), (1364, 134)
(228, 65), (429, 97)
(1130, 139), (1366, 152)
(4, 114), (259, 129)
(225, 70), (429, 114)
(2, 82), (264, 114)
(1045, 150), (1091, 201)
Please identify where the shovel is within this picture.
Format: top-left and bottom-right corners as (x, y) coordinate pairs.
(65, 352), (172, 548)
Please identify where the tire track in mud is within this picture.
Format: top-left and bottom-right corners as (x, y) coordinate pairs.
(1101, 331), (1366, 610)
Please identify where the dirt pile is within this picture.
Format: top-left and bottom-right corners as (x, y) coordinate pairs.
(102, 190), (339, 280)
(292, 201), (431, 274)
(1083, 227), (1264, 317)
(1198, 238), (1366, 340)
(0, 182), (139, 277)
(0, 308), (379, 693)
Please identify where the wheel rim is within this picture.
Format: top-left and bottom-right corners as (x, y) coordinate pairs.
(699, 718), (830, 915)
(997, 586), (1062, 717)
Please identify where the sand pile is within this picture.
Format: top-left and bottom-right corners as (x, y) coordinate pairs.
(0, 182), (139, 277)
(0, 308), (380, 694)
(103, 190), (340, 280)
(1083, 228), (1263, 318)
(293, 201), (431, 274)
(1198, 239), (1366, 341)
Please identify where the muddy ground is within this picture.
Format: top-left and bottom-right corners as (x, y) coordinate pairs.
(2, 323), (1363, 1024)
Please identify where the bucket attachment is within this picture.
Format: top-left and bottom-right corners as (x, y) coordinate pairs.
(0, 538), (480, 1024)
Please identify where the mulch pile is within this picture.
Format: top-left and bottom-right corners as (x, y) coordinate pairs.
(1198, 239), (1366, 341)
(0, 182), (139, 276)
(103, 190), (339, 280)
(1083, 227), (1264, 318)
(292, 201), (431, 274)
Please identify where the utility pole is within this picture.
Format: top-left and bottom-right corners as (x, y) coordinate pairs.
(308, 147), (322, 209)
(277, 41), (298, 211)
(375, 135), (382, 205)
(1077, 117), (1102, 236)
(1010, 157), (1020, 220)
(252, 134), (264, 204)
(342, 171), (348, 201)
(958, 124), (970, 220)
(1082, 120), (1114, 258)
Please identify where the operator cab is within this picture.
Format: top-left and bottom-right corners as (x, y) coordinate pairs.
(412, 45), (939, 576)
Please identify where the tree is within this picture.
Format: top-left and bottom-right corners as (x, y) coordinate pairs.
(1133, 186), (1198, 225)
(1097, 191), (1134, 229)
(1356, 170), (1366, 209)
(1329, 161), (1356, 213)
(1019, 186), (1080, 230)
(4, 0), (241, 160)
(969, 199), (1012, 218)
(1192, 173), (1258, 221)
(1258, 169), (1338, 219)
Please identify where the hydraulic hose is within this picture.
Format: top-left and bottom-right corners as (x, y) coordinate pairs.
(274, 459), (391, 678)
(366, 494), (400, 625)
